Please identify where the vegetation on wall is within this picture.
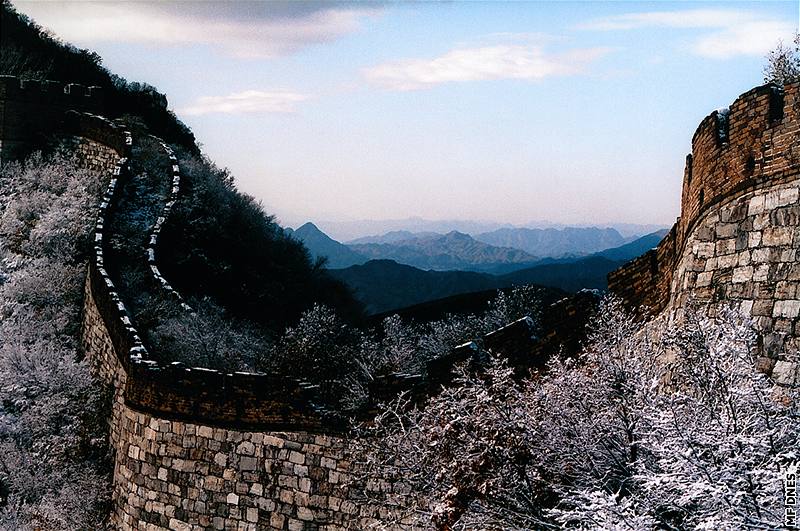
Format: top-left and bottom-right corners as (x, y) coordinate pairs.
(764, 32), (800, 84)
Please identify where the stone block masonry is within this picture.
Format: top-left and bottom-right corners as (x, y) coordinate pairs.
(112, 409), (413, 530)
(669, 179), (800, 385)
(609, 81), (800, 385)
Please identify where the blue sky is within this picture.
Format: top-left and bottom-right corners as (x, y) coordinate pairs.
(14, 1), (799, 230)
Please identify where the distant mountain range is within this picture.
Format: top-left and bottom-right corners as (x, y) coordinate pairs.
(349, 231), (537, 271)
(347, 230), (441, 244)
(329, 255), (622, 315)
(308, 217), (668, 242)
(286, 222), (668, 315)
(594, 229), (668, 260)
(328, 230), (667, 315)
(329, 260), (500, 315)
(474, 227), (627, 258)
(288, 222), (666, 274)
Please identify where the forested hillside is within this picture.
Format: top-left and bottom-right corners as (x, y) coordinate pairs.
(0, 0), (195, 151)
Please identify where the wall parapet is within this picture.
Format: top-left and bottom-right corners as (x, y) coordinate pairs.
(146, 139), (192, 311)
(609, 81), (800, 315)
(0, 75), (106, 160)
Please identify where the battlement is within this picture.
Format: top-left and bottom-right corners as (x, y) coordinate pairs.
(610, 81), (800, 318)
(680, 83), (796, 246)
(0, 75), (104, 105)
(0, 75), (107, 160)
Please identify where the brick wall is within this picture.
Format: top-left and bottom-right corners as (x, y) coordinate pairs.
(609, 81), (800, 319)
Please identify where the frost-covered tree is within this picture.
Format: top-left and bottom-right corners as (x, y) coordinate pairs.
(359, 358), (543, 530)
(361, 298), (799, 530)
(0, 152), (112, 529)
(269, 303), (376, 411)
(149, 298), (272, 373)
(764, 33), (800, 84)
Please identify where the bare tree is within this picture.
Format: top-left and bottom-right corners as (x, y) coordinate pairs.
(359, 298), (799, 530)
(0, 153), (112, 530)
(764, 33), (800, 84)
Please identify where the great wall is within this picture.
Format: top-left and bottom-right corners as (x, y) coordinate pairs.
(1, 75), (798, 529)
(608, 82), (800, 386)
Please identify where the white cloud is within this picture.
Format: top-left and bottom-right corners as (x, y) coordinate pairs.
(364, 44), (611, 91)
(577, 9), (752, 31)
(579, 8), (795, 59)
(694, 21), (795, 59)
(179, 91), (310, 116)
(13, 1), (377, 58)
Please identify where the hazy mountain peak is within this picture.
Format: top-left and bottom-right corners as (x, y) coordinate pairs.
(289, 222), (367, 269)
(475, 226), (627, 258)
(295, 221), (322, 233)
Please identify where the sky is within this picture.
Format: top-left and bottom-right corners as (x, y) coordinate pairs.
(13, 1), (800, 232)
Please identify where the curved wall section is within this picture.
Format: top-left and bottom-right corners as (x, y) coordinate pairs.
(609, 81), (800, 318)
(669, 178), (800, 385)
(111, 410), (412, 530)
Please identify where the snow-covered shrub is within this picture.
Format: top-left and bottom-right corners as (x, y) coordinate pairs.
(0, 153), (112, 529)
(383, 285), (545, 372)
(269, 303), (376, 412)
(361, 297), (799, 530)
(149, 298), (271, 373)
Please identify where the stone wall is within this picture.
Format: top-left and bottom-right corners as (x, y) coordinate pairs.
(0, 76), (105, 160)
(85, 257), (419, 530)
(61, 112), (129, 172)
(0, 74), (427, 530)
(608, 81), (800, 384)
(112, 409), (415, 531)
(668, 178), (800, 385)
(609, 82), (800, 317)
(65, 108), (418, 529)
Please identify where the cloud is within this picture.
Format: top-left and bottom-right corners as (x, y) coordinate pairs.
(694, 21), (795, 59)
(577, 9), (752, 31)
(578, 8), (795, 59)
(179, 90), (311, 116)
(13, 1), (378, 58)
(364, 44), (611, 90)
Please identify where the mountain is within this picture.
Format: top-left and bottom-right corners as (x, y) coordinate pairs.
(332, 255), (624, 316)
(498, 256), (625, 293)
(594, 230), (668, 262)
(367, 285), (568, 324)
(330, 229), (664, 315)
(314, 218), (514, 242)
(286, 222), (367, 269)
(329, 260), (501, 315)
(474, 227), (627, 258)
(523, 221), (670, 239)
(347, 230), (441, 245)
(349, 231), (537, 272)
